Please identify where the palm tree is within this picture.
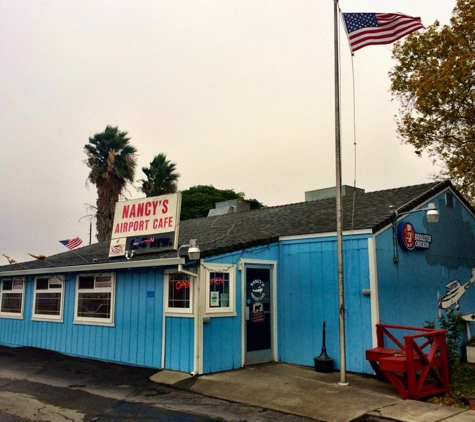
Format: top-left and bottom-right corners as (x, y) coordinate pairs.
(139, 153), (180, 197)
(84, 125), (137, 242)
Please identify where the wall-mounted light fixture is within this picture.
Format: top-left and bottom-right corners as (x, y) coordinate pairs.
(390, 203), (440, 263)
(177, 239), (200, 277)
(391, 202), (440, 223)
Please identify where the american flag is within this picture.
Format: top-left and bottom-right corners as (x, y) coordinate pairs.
(59, 237), (83, 250)
(342, 13), (424, 54)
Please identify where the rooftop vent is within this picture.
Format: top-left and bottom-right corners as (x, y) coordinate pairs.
(445, 191), (454, 208)
(207, 199), (252, 217)
(305, 185), (365, 202)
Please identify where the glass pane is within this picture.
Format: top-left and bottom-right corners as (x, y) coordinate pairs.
(210, 272), (230, 307)
(77, 293), (111, 319)
(49, 276), (63, 289)
(36, 278), (49, 290)
(2, 279), (13, 291)
(168, 274), (190, 308)
(12, 279), (23, 289)
(95, 276), (111, 288)
(78, 276), (94, 290)
(35, 293), (61, 315)
(1, 293), (22, 313)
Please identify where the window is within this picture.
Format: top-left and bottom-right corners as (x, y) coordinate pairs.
(165, 271), (192, 314)
(205, 265), (235, 314)
(33, 275), (64, 321)
(0, 277), (25, 318)
(74, 273), (115, 325)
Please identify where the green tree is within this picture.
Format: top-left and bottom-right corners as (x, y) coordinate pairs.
(139, 153), (180, 197)
(389, 0), (475, 201)
(84, 125), (137, 242)
(180, 185), (263, 220)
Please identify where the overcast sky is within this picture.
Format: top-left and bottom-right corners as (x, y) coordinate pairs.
(0, 0), (456, 263)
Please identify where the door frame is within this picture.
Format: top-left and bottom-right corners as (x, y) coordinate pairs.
(239, 259), (278, 366)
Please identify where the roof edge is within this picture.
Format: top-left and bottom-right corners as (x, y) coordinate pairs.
(371, 180), (452, 233)
(0, 257), (183, 277)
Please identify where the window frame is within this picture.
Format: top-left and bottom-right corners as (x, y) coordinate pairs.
(164, 270), (193, 315)
(32, 275), (65, 322)
(74, 273), (115, 326)
(205, 264), (236, 315)
(0, 277), (25, 319)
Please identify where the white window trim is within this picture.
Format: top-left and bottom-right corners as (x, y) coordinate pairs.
(164, 270), (193, 315)
(204, 264), (236, 316)
(32, 275), (65, 322)
(74, 273), (115, 327)
(0, 277), (25, 319)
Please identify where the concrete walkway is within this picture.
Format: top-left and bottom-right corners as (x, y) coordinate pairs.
(150, 363), (475, 422)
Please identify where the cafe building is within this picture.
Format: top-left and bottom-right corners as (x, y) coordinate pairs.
(1, 179), (474, 375)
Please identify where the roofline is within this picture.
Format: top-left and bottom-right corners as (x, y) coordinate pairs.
(0, 257), (184, 277)
(371, 180), (453, 233)
(280, 229), (372, 242)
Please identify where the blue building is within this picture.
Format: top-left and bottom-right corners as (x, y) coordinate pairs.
(1, 180), (474, 375)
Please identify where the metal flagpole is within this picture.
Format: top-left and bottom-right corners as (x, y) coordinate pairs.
(333, 0), (348, 386)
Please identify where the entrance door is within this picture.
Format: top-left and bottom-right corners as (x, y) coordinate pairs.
(245, 267), (273, 365)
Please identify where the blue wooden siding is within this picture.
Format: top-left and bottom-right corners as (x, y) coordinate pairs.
(376, 193), (475, 331)
(278, 235), (373, 374)
(0, 268), (165, 368)
(164, 316), (194, 372)
(202, 245), (278, 373)
(202, 316), (241, 373)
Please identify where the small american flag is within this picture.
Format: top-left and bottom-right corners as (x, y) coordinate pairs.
(342, 13), (424, 54)
(59, 237), (83, 250)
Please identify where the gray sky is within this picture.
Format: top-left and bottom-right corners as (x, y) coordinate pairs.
(1, 0), (455, 263)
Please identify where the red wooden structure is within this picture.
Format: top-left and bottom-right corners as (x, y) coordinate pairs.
(366, 324), (450, 400)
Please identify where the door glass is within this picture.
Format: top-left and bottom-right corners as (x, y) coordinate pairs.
(246, 268), (271, 352)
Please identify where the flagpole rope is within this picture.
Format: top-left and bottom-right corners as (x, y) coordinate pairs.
(338, 4), (357, 323)
(350, 54), (358, 228)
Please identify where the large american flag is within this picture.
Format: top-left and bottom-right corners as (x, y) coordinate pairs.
(59, 237), (83, 250)
(342, 13), (424, 54)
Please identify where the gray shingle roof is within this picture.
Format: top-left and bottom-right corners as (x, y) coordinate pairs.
(0, 180), (456, 273)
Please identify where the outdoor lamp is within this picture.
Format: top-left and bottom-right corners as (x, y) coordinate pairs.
(390, 202), (440, 223)
(187, 239), (201, 260)
(177, 239), (200, 278)
(425, 203), (440, 223)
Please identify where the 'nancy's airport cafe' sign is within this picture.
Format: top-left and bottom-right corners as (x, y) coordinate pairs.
(108, 193), (181, 257)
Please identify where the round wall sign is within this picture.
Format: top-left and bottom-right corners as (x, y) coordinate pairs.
(397, 221), (416, 250)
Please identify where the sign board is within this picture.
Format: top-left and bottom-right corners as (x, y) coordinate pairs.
(109, 193), (181, 257)
(397, 221), (432, 251)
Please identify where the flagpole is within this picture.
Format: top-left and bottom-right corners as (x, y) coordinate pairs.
(334, 0), (348, 386)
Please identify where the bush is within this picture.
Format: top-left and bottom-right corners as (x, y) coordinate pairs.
(425, 310), (465, 369)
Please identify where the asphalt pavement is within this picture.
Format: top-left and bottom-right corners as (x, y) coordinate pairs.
(0, 345), (312, 421)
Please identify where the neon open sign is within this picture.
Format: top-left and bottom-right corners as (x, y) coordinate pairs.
(175, 280), (190, 290)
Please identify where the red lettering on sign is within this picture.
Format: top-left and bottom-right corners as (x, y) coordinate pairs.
(162, 199), (168, 214)
(121, 200), (162, 220)
(210, 277), (224, 285)
(175, 280), (190, 290)
(122, 205), (130, 219)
